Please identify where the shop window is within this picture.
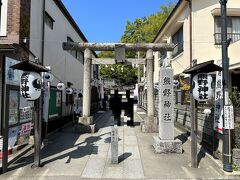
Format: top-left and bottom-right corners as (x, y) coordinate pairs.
(44, 11), (54, 30)
(7, 86), (33, 126)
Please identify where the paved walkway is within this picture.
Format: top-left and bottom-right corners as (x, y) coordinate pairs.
(0, 108), (237, 179)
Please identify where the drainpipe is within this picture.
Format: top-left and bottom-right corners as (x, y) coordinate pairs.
(0, 0), (2, 30)
(41, 0), (45, 65)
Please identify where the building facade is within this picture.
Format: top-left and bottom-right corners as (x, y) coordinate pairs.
(0, 0), (99, 163)
(152, 0), (240, 159)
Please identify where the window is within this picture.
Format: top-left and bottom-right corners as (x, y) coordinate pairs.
(0, 0), (8, 36)
(214, 16), (240, 44)
(172, 26), (183, 58)
(67, 36), (84, 63)
(44, 12), (54, 29)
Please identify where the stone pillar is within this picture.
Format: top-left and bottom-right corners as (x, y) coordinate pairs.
(146, 49), (154, 117)
(152, 67), (182, 154)
(79, 48), (93, 125)
(111, 125), (118, 164)
(141, 49), (157, 133)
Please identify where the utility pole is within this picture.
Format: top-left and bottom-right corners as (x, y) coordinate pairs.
(220, 0), (232, 172)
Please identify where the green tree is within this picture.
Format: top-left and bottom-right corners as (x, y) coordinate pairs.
(100, 1), (175, 85)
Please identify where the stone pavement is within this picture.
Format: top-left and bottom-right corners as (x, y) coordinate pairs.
(0, 108), (238, 179)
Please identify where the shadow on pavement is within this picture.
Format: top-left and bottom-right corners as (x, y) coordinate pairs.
(175, 132), (190, 144)
(197, 146), (206, 166)
(104, 137), (122, 144)
(118, 152), (132, 163)
(7, 111), (113, 172)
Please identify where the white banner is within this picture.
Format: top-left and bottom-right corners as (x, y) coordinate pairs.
(214, 60), (223, 134)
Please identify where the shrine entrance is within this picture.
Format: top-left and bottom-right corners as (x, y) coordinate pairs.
(62, 42), (175, 132)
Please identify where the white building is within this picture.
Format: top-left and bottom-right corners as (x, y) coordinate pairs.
(0, 0), (99, 161)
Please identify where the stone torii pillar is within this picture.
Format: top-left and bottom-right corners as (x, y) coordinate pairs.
(141, 49), (158, 133)
(79, 48), (93, 125)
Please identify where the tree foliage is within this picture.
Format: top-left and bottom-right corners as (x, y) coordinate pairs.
(99, 1), (175, 85)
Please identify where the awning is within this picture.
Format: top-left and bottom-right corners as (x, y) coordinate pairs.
(229, 62), (240, 70)
(183, 60), (222, 74)
(10, 60), (49, 72)
(211, 8), (240, 16)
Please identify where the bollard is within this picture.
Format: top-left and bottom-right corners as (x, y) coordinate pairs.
(111, 125), (118, 164)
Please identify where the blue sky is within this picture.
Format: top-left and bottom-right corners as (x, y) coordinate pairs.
(62, 0), (177, 42)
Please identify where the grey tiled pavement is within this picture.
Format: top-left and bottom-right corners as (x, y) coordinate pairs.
(1, 108), (239, 179)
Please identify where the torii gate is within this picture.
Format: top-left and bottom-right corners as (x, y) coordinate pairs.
(62, 42), (174, 132)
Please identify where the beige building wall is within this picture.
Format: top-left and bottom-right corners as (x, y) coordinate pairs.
(154, 0), (240, 77)
(192, 0), (240, 66)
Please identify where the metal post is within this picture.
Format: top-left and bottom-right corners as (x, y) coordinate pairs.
(33, 99), (42, 167)
(220, 0), (232, 172)
(2, 60), (8, 173)
(33, 0), (45, 168)
(187, 0), (198, 168)
(0, 0), (2, 30)
(190, 74), (198, 168)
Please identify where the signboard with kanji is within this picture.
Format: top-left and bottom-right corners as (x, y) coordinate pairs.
(159, 68), (174, 123)
(214, 60), (223, 134)
(159, 68), (174, 140)
(224, 105), (234, 129)
(193, 73), (213, 102)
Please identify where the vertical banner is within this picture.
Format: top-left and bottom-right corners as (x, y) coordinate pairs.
(214, 60), (223, 134)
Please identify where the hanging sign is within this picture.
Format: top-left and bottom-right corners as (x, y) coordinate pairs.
(57, 83), (65, 91)
(224, 105), (234, 129)
(20, 72), (41, 100)
(66, 88), (73, 95)
(43, 72), (54, 82)
(193, 73), (213, 102)
(214, 60), (223, 133)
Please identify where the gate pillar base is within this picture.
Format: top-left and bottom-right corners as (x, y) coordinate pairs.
(152, 136), (182, 154)
(141, 116), (158, 133)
